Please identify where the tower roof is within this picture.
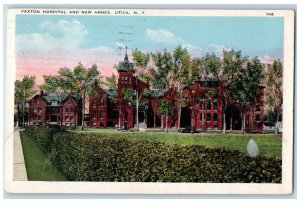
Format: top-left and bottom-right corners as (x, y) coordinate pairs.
(117, 46), (135, 73)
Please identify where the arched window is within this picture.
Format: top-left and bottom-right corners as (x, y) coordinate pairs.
(200, 101), (205, 110)
(207, 114), (211, 121)
(207, 100), (211, 110)
(213, 113), (218, 121)
(256, 114), (260, 122)
(213, 99), (218, 110)
(100, 99), (104, 106)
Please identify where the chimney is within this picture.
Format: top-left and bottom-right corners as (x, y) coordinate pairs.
(40, 89), (44, 96)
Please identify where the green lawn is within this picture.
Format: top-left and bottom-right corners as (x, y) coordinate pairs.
(72, 127), (282, 158)
(20, 132), (68, 181)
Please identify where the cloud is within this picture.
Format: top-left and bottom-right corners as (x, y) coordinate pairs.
(145, 28), (185, 44)
(259, 55), (274, 64)
(16, 19), (89, 51)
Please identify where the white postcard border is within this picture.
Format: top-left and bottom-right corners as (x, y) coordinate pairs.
(4, 8), (295, 194)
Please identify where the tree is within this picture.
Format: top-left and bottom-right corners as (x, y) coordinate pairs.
(42, 75), (69, 126)
(202, 52), (224, 133)
(172, 45), (192, 129)
(105, 74), (117, 90)
(59, 63), (101, 130)
(222, 50), (247, 134)
(14, 76), (36, 126)
(158, 99), (173, 133)
(266, 60), (283, 134)
(132, 49), (150, 130)
(230, 56), (264, 134)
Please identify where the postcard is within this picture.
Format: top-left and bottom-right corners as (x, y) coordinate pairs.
(4, 8), (294, 194)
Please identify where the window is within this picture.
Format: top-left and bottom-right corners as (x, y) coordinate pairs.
(213, 113), (218, 121)
(38, 108), (41, 113)
(200, 114), (205, 121)
(70, 108), (74, 112)
(256, 114), (260, 122)
(207, 100), (211, 110)
(51, 100), (58, 105)
(37, 100), (40, 105)
(207, 114), (211, 121)
(93, 111), (97, 119)
(70, 116), (74, 121)
(93, 100), (96, 107)
(256, 105), (260, 111)
(100, 99), (104, 106)
(34, 108), (37, 113)
(65, 116), (69, 121)
(100, 112), (104, 119)
(65, 108), (69, 112)
(38, 115), (41, 120)
(213, 99), (218, 110)
(200, 101), (205, 110)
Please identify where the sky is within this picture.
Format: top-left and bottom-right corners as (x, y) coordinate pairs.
(15, 15), (284, 85)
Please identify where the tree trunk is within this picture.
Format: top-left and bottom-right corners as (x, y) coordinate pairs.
(118, 109), (121, 127)
(17, 103), (20, 127)
(161, 115), (163, 129)
(230, 112), (233, 131)
(136, 90), (139, 131)
(177, 106), (181, 129)
(22, 102), (25, 126)
(275, 113), (280, 135)
(241, 112), (245, 134)
(60, 106), (63, 126)
(80, 93), (85, 131)
(222, 112), (226, 135)
(153, 114), (156, 128)
(191, 109), (194, 134)
(166, 115), (168, 133)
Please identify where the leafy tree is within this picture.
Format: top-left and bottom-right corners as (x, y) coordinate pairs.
(105, 73), (118, 90)
(202, 52), (224, 133)
(265, 60), (283, 134)
(42, 75), (70, 126)
(230, 56), (264, 133)
(132, 49), (151, 130)
(14, 75), (36, 126)
(172, 45), (192, 129)
(158, 99), (173, 133)
(59, 63), (100, 130)
(222, 50), (248, 133)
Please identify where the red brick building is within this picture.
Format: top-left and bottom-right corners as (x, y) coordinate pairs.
(28, 92), (82, 126)
(89, 52), (265, 131)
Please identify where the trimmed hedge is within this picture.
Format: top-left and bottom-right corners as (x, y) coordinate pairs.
(25, 126), (282, 183)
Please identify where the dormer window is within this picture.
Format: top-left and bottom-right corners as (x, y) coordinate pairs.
(51, 100), (58, 105)
(100, 99), (104, 106)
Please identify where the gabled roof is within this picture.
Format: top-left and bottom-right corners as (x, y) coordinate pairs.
(149, 89), (170, 99)
(43, 93), (68, 105)
(105, 89), (118, 98)
(30, 92), (79, 107)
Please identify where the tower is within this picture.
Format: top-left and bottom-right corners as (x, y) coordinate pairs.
(117, 46), (135, 95)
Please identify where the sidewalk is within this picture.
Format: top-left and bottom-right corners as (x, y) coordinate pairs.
(13, 128), (28, 181)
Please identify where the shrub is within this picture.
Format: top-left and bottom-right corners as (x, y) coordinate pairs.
(25, 126), (282, 183)
(23, 126), (56, 153)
